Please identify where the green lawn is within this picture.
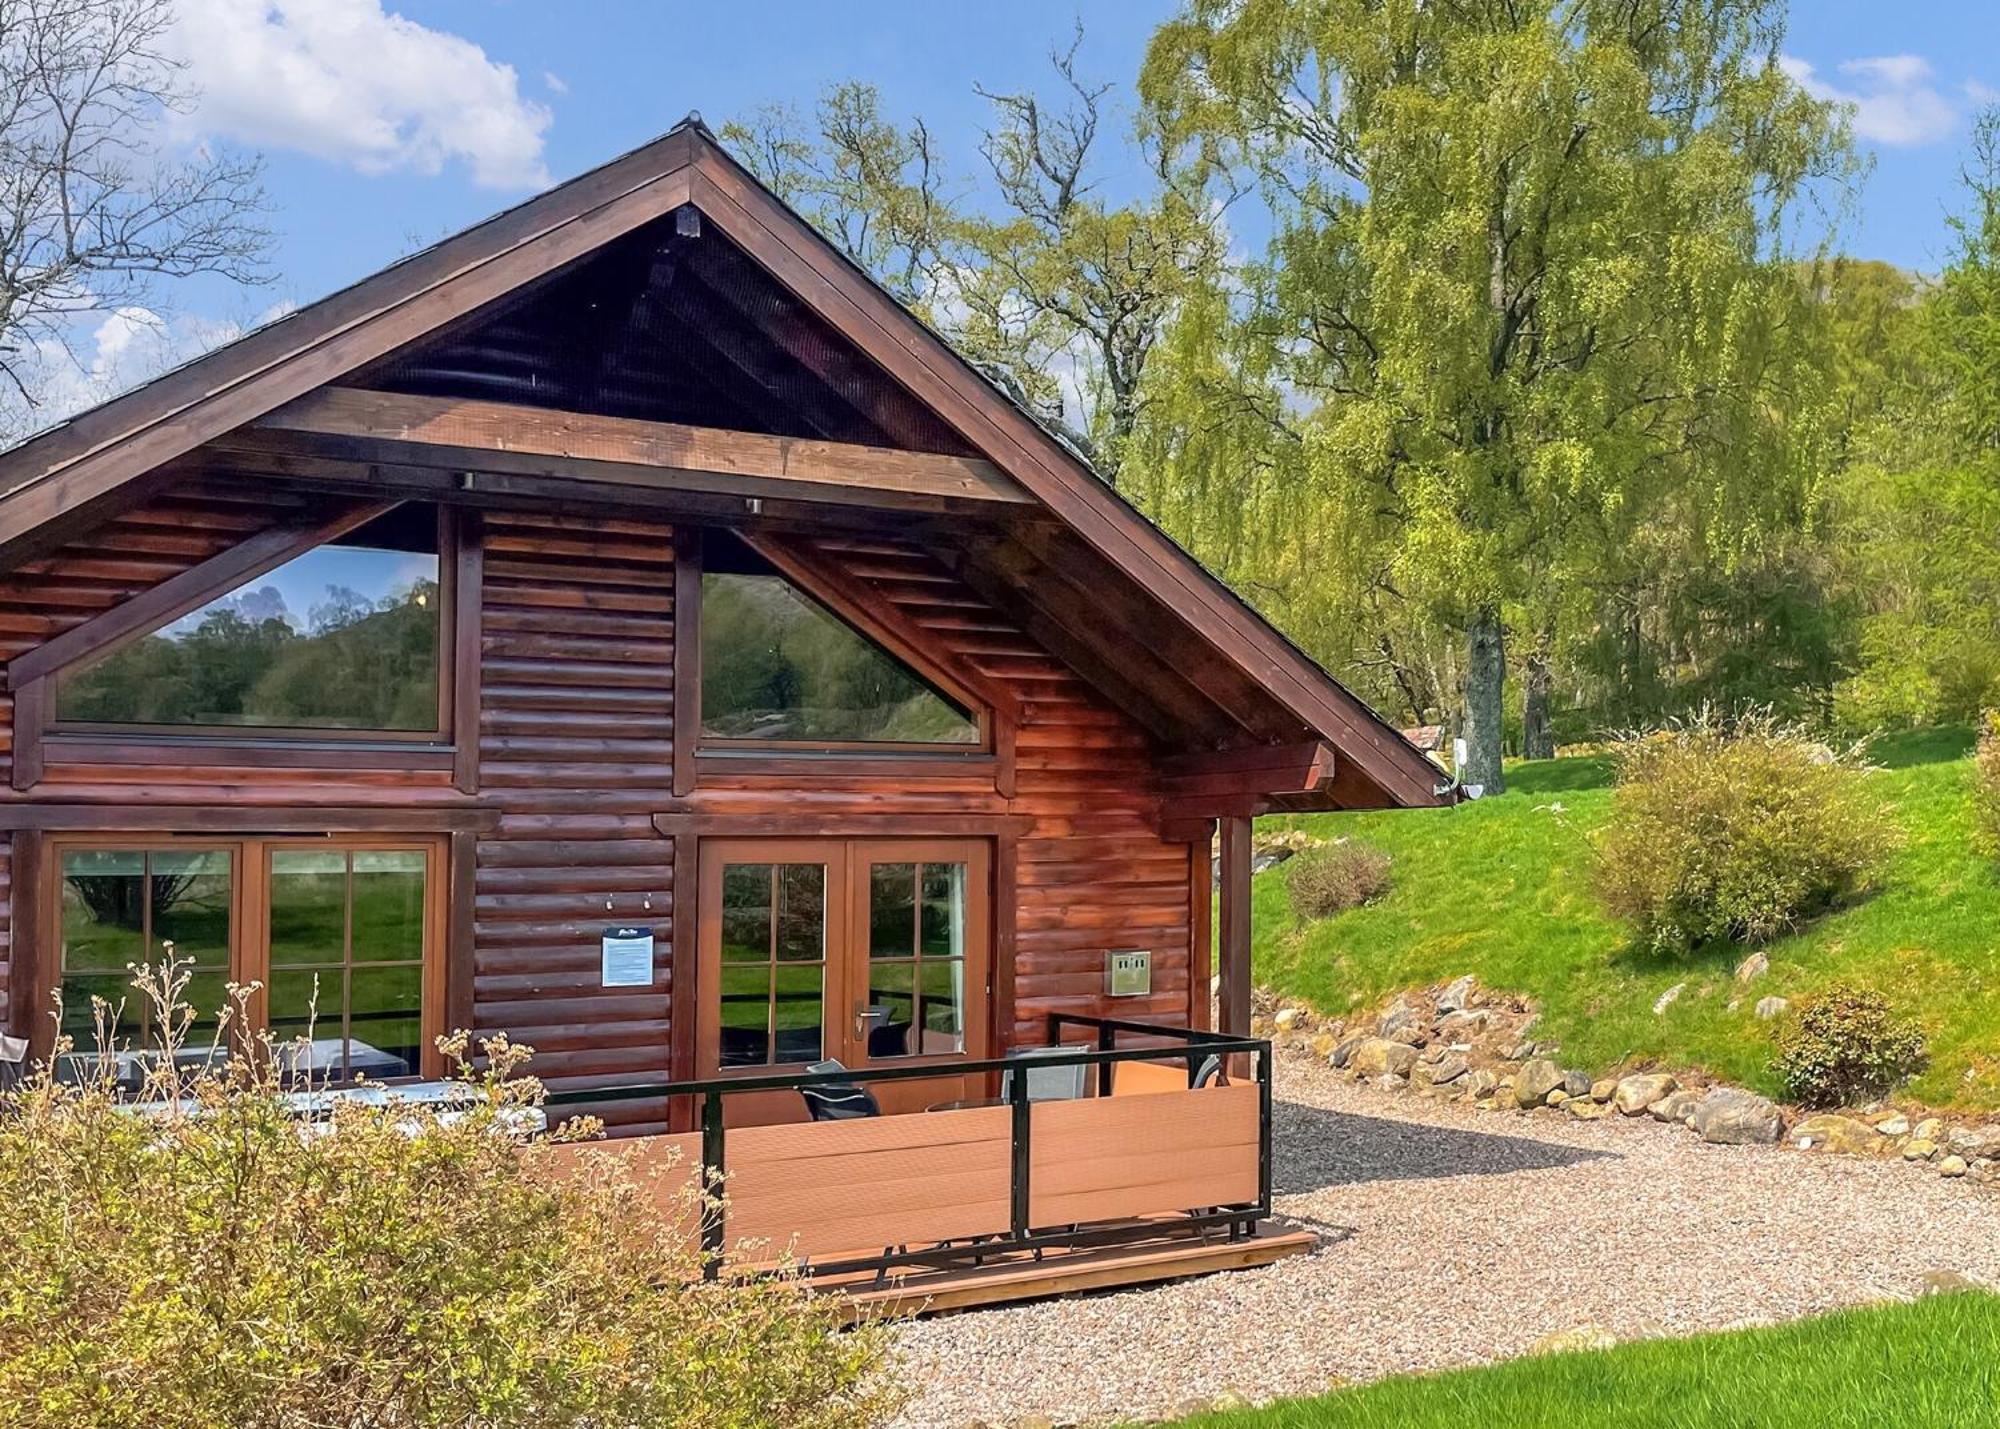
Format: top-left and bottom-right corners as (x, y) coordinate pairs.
(1170, 1292), (2000, 1428)
(1259, 726), (2000, 1109)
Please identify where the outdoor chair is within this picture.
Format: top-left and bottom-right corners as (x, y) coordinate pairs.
(798, 1059), (881, 1121)
(998, 1044), (1089, 1102)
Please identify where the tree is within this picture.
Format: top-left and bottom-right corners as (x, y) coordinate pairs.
(0, 0), (267, 417)
(724, 27), (1231, 484)
(1139, 0), (1854, 791)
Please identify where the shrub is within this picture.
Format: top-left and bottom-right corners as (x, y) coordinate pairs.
(1594, 710), (1898, 955)
(0, 961), (902, 1429)
(1285, 840), (1393, 920)
(1973, 711), (2000, 860)
(1772, 981), (1929, 1109)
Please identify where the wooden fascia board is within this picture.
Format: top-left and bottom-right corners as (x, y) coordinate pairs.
(0, 137), (698, 566)
(242, 387), (1031, 508)
(681, 144), (1448, 809)
(7, 498), (397, 691)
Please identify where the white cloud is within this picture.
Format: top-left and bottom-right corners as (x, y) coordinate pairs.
(543, 70), (569, 97)
(166, 0), (552, 189)
(1780, 52), (1960, 147)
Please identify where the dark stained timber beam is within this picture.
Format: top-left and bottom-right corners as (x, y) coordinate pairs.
(232, 387), (1034, 511)
(6, 497), (398, 691)
(1158, 740), (1338, 803)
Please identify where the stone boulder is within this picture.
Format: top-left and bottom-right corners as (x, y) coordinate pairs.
(1437, 975), (1478, 1014)
(1561, 1069), (1593, 1099)
(1529, 1325), (1617, 1356)
(1588, 1078), (1618, 1104)
(1378, 1000), (1420, 1039)
(1612, 1073), (1678, 1116)
(1422, 1053), (1470, 1087)
(1791, 1114), (1882, 1155)
(1467, 1069), (1502, 1100)
(1651, 1090), (1701, 1125)
(1349, 1038), (1418, 1080)
(1734, 951), (1769, 983)
(1568, 1099), (1610, 1120)
(1328, 1035), (1364, 1069)
(1754, 996), (1789, 1021)
(1515, 1058), (1566, 1108)
(1946, 1125), (2000, 1160)
(1693, 1088), (1784, 1145)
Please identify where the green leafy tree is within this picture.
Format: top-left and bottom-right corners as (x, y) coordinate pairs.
(725, 27), (1231, 484)
(1137, 0), (1855, 791)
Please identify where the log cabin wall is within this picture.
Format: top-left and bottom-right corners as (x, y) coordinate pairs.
(472, 512), (677, 1133)
(0, 484), (1202, 1123)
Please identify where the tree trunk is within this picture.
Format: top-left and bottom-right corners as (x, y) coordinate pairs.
(1462, 604), (1507, 796)
(1521, 625), (1555, 761)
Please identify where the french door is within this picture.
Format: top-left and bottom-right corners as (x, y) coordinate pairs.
(695, 838), (991, 1121)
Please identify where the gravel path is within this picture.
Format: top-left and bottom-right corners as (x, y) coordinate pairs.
(890, 1055), (2000, 1427)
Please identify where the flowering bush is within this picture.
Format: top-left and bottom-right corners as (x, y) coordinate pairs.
(1594, 710), (1898, 955)
(1772, 982), (1929, 1108)
(0, 960), (901, 1428)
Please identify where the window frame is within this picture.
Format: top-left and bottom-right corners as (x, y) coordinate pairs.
(44, 507), (459, 749)
(38, 832), (448, 1083)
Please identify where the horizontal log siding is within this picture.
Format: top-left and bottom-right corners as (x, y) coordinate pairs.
(474, 513), (676, 1132)
(805, 536), (1188, 1045)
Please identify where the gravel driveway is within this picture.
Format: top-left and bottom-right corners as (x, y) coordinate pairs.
(891, 1055), (2000, 1427)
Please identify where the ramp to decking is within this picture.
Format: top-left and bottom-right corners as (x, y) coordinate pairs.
(826, 1222), (1318, 1319)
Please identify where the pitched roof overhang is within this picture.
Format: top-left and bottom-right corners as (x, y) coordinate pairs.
(0, 119), (1452, 813)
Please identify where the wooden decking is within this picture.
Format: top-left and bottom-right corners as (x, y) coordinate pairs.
(825, 1222), (1318, 1319)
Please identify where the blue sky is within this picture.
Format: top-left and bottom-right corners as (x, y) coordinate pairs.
(31, 1), (2000, 419)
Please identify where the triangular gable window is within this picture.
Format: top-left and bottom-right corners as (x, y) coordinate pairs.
(55, 507), (443, 734)
(700, 532), (981, 747)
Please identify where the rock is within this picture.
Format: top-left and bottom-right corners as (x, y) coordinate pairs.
(1653, 983), (1685, 1015)
(1946, 1125), (2000, 1160)
(1438, 1009), (1493, 1037)
(1547, 1089), (1571, 1107)
(1734, 951), (1769, 983)
(1874, 1114), (1911, 1137)
(1529, 1325), (1618, 1356)
(1426, 1054), (1471, 1086)
(1940, 1156), (1969, 1179)
(1375, 1073), (1408, 1092)
(1328, 1035), (1364, 1069)
(1589, 1078), (1618, 1103)
(1905, 1140), (1939, 1162)
(1568, 1099), (1610, 1120)
(1693, 1088), (1784, 1145)
(1515, 1058), (1566, 1108)
(1921, 1269), (1981, 1296)
(1386, 1022), (1428, 1047)
(1467, 1069), (1502, 1099)
(1438, 975), (1478, 1014)
(1561, 1069), (1593, 1099)
(1378, 1000), (1419, 1038)
(1311, 1033), (1341, 1061)
(1009, 1416), (1057, 1429)
(1613, 1073), (1678, 1115)
(1273, 1007), (1302, 1032)
(1914, 1118), (1944, 1143)
(1349, 1038), (1418, 1079)
(1651, 1090), (1701, 1125)
(1791, 1114), (1882, 1155)
(1754, 996), (1789, 1021)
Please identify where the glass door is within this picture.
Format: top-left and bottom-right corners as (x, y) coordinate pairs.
(696, 838), (990, 1122)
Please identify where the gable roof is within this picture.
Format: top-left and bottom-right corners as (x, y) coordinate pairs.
(0, 118), (1451, 811)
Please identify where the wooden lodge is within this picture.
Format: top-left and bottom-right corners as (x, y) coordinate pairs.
(0, 119), (1448, 1303)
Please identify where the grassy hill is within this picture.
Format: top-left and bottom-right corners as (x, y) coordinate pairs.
(1256, 727), (2000, 1110)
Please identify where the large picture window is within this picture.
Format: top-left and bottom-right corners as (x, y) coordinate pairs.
(700, 533), (980, 747)
(55, 507), (444, 735)
(47, 836), (441, 1088)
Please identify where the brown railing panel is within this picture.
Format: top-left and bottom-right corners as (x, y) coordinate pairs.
(1028, 1083), (1259, 1226)
(725, 1105), (1013, 1261)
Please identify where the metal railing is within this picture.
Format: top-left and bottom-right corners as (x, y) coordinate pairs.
(543, 1014), (1274, 1280)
